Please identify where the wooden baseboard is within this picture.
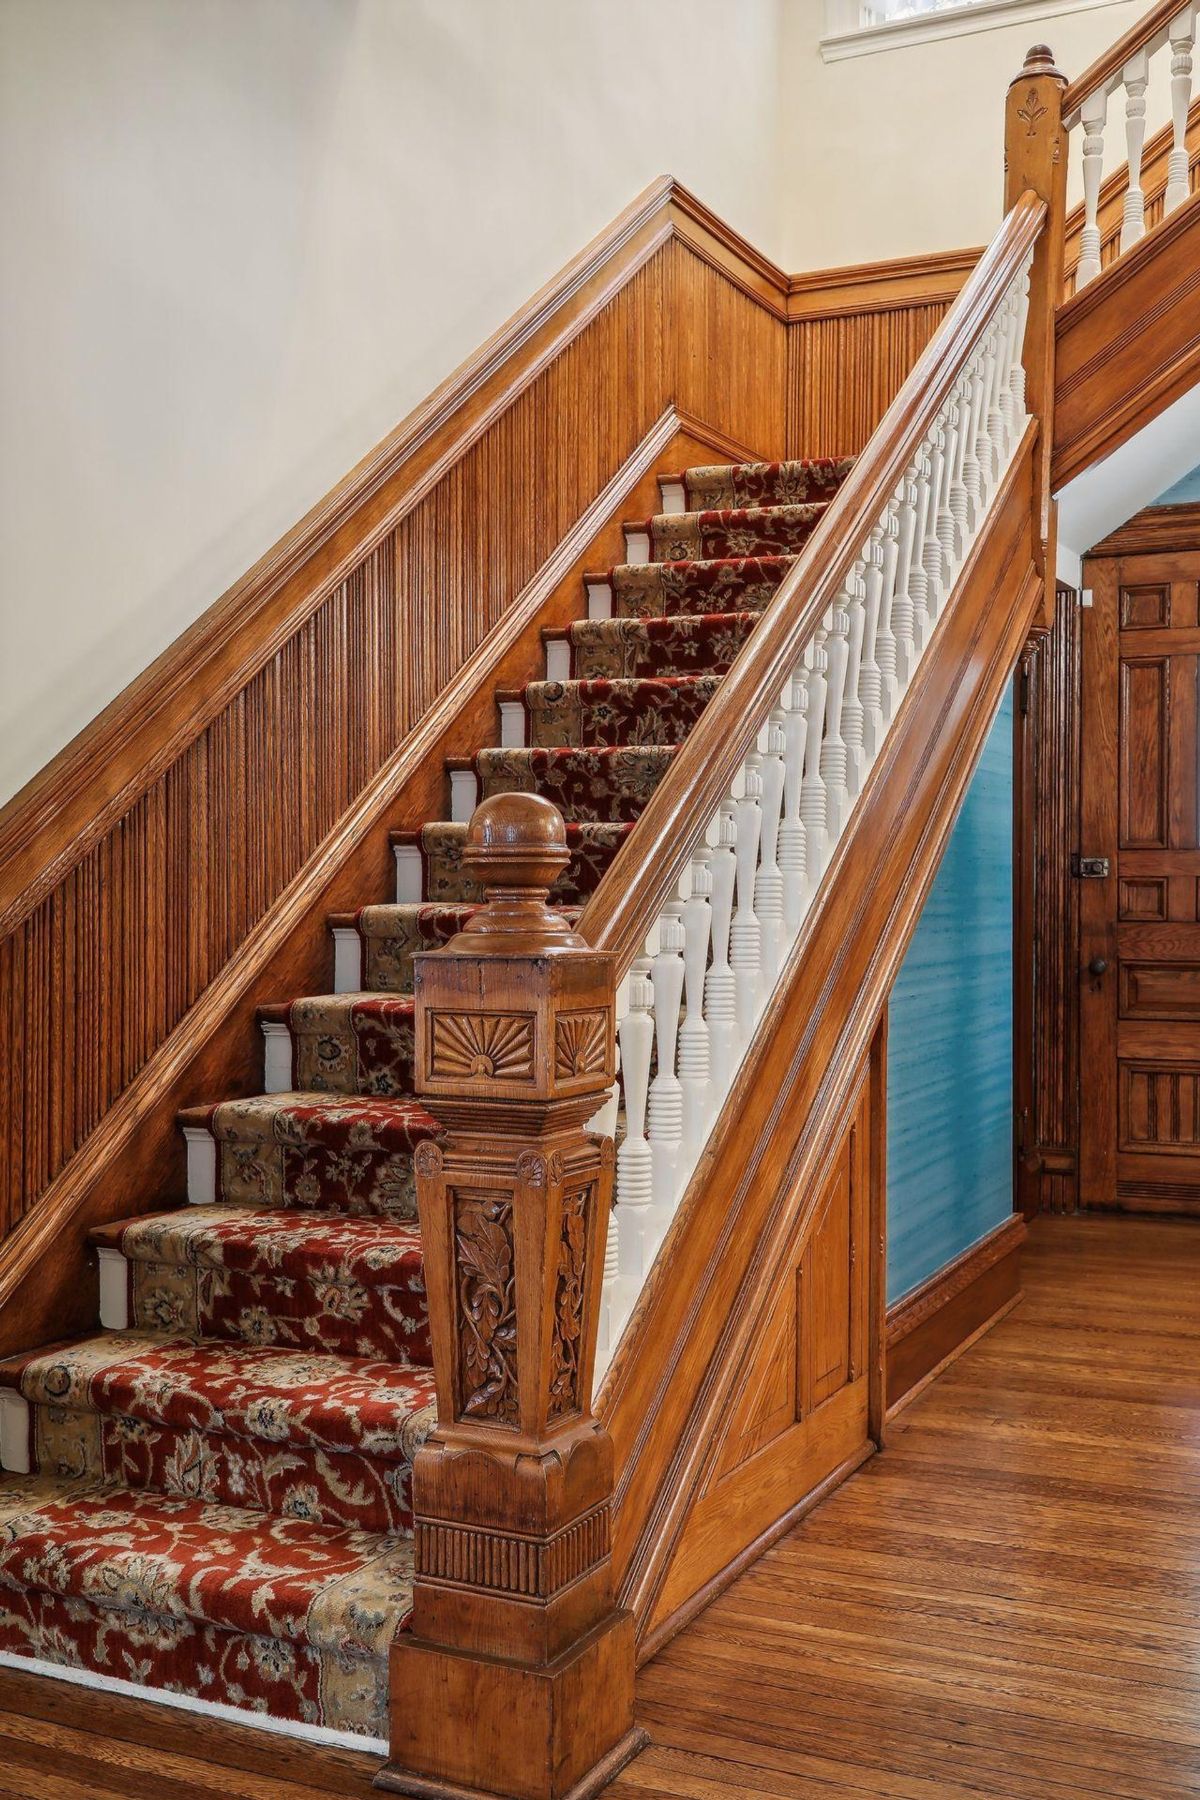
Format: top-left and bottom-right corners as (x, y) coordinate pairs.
(886, 1214), (1027, 1412)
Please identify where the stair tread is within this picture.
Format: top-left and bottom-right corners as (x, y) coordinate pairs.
(200, 1089), (438, 1135)
(93, 1202), (424, 1279)
(0, 1471), (413, 1659)
(0, 1330), (437, 1462)
(680, 455), (854, 509)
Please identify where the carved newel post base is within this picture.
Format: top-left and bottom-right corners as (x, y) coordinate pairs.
(377, 795), (647, 1800)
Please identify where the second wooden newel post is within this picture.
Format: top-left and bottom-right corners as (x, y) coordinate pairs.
(378, 792), (646, 1800)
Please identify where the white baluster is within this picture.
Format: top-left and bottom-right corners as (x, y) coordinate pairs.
(972, 323), (1000, 504)
(800, 626), (831, 876)
(704, 804), (738, 1100)
(1120, 50), (1150, 252)
(948, 372), (973, 554)
(1006, 263), (1031, 433)
(647, 907), (685, 1207)
(616, 957), (654, 1299)
(875, 502), (902, 722)
(859, 528), (887, 762)
(678, 847), (713, 1165)
(923, 419), (951, 598)
(961, 347), (987, 522)
(1077, 89), (1108, 288)
(778, 671), (809, 935)
(891, 473), (920, 689)
(984, 315), (1008, 484)
(842, 567), (868, 796)
(820, 604), (851, 836)
(730, 757), (764, 1040)
(908, 449), (933, 651)
(755, 710), (787, 987)
(1167, 6), (1196, 214)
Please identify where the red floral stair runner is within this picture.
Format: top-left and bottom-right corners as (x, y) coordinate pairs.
(0, 455), (850, 1741)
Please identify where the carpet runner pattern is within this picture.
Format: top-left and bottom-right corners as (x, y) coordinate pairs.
(0, 455), (850, 1741)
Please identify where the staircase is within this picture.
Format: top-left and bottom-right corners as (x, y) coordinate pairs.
(2, 8), (1199, 1795)
(0, 454), (853, 1745)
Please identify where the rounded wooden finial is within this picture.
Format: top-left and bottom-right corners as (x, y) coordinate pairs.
(1016, 42), (1065, 81)
(454, 792), (583, 949)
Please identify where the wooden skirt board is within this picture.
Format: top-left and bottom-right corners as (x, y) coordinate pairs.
(885, 1213), (1026, 1411)
(1080, 533), (1200, 1216)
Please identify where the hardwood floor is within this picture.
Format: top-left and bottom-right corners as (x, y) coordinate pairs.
(611, 1214), (1200, 1800)
(0, 1214), (1195, 1797)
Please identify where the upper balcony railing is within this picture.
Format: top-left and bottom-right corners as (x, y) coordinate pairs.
(1064, 0), (1197, 288)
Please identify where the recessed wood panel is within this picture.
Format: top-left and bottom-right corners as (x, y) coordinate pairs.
(1119, 583), (1170, 630)
(798, 1135), (856, 1416)
(1118, 876), (1168, 920)
(1120, 960), (1200, 1021)
(1119, 657), (1169, 848)
(1118, 1062), (1200, 1150)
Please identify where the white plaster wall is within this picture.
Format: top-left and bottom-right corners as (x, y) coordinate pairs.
(0, 0), (784, 804)
(776, 0), (1157, 269)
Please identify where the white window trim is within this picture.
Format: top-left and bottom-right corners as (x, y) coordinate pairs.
(821, 0), (1127, 63)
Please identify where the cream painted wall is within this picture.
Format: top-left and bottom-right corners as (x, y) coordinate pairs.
(776, 0), (1155, 269)
(0, 0), (785, 805)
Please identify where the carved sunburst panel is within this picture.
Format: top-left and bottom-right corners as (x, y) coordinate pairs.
(554, 1009), (608, 1081)
(429, 1010), (535, 1081)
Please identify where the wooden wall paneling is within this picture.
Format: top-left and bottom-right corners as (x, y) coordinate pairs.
(1018, 584), (1083, 1215)
(595, 437), (1040, 1644)
(0, 403), (767, 1356)
(1053, 190), (1200, 490)
(786, 301), (956, 459)
(0, 175), (811, 1348)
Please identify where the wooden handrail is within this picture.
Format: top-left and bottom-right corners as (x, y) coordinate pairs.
(1062, 0), (1182, 122)
(577, 191), (1046, 974)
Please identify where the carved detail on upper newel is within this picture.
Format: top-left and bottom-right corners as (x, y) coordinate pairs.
(430, 1010), (535, 1081)
(454, 1190), (519, 1425)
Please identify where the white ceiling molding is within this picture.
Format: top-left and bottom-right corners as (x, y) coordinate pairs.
(821, 0), (1127, 63)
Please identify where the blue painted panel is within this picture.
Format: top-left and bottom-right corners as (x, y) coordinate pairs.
(886, 684), (1014, 1303)
(1153, 462), (1200, 505)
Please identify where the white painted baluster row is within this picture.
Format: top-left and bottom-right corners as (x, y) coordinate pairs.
(595, 245), (1036, 1369)
(1071, 1), (1196, 290)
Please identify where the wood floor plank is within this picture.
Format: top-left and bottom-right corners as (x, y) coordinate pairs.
(610, 1215), (1200, 1800)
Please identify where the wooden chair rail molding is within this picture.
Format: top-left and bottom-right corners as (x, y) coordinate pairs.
(0, 171), (975, 1325)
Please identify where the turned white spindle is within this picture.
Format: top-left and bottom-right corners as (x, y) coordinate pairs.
(616, 956), (655, 1294)
(949, 371), (974, 549)
(972, 323), (1000, 502)
(859, 528), (887, 762)
(1120, 50), (1150, 252)
(1167, 7), (1197, 213)
(909, 453), (935, 654)
(678, 847), (713, 1163)
(800, 627), (831, 877)
(891, 473), (920, 687)
(755, 710), (787, 985)
(983, 318), (1008, 484)
(997, 290), (1021, 455)
(875, 503), (902, 721)
(730, 757), (764, 1038)
(1077, 89), (1108, 287)
(820, 604), (852, 835)
(923, 419), (951, 596)
(704, 804), (738, 1100)
(646, 906), (685, 1205)
(1006, 264), (1031, 430)
(778, 671), (809, 932)
(841, 569), (868, 796)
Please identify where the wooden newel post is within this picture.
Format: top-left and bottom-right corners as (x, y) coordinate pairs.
(1005, 43), (1068, 627)
(379, 792), (647, 1800)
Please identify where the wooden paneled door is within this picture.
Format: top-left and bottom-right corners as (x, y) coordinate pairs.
(1080, 540), (1200, 1215)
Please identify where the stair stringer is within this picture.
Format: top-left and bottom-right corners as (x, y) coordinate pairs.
(594, 428), (1043, 1652)
(1053, 189), (1200, 490)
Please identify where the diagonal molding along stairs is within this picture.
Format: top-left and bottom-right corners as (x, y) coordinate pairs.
(0, 454), (856, 1745)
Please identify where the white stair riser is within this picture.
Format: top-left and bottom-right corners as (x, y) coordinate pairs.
(0, 1391), (30, 1474)
(98, 1247), (131, 1331)
(332, 927), (363, 994)
(184, 1125), (218, 1205)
